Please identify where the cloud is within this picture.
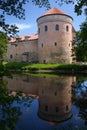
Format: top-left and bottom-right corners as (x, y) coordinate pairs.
(13, 23), (32, 30)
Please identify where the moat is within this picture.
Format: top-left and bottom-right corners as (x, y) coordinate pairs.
(0, 73), (87, 130)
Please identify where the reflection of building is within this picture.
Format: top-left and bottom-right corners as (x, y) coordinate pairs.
(38, 76), (73, 123)
(5, 7), (76, 63)
(4, 75), (39, 96)
(4, 75), (76, 123)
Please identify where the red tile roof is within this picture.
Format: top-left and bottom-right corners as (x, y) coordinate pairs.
(9, 34), (38, 43)
(43, 7), (67, 16)
(37, 7), (73, 21)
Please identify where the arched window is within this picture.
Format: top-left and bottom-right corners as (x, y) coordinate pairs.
(45, 25), (48, 31)
(66, 105), (69, 111)
(54, 42), (57, 46)
(10, 54), (13, 59)
(66, 25), (69, 31)
(55, 24), (59, 31)
(42, 43), (43, 47)
(38, 28), (40, 33)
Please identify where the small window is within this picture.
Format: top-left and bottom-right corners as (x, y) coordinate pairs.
(54, 42), (57, 46)
(66, 25), (69, 31)
(55, 24), (59, 31)
(54, 92), (57, 96)
(38, 28), (40, 33)
(56, 107), (59, 112)
(43, 60), (46, 63)
(45, 105), (48, 111)
(42, 43), (43, 47)
(66, 105), (68, 111)
(45, 25), (48, 31)
(15, 44), (17, 47)
(10, 54), (13, 59)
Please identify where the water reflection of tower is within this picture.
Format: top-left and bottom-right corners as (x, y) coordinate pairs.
(38, 76), (74, 124)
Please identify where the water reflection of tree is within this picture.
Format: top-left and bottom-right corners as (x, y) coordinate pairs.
(74, 81), (87, 125)
(0, 78), (34, 130)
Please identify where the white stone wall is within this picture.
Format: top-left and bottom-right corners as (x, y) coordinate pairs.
(5, 39), (38, 62)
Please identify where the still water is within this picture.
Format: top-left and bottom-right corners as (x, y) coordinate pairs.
(0, 73), (87, 130)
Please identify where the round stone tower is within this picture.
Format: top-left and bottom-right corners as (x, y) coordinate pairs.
(37, 7), (74, 63)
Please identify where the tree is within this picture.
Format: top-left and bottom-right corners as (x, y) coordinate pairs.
(0, 0), (50, 36)
(0, 31), (8, 70)
(75, 20), (87, 62)
(80, 20), (87, 43)
(54, 0), (87, 16)
(75, 43), (87, 61)
(0, 31), (8, 59)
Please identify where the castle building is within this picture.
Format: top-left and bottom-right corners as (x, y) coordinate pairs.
(5, 7), (76, 63)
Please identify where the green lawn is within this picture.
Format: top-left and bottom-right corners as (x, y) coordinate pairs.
(3, 62), (87, 72)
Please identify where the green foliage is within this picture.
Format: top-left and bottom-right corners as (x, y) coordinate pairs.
(0, 31), (8, 58)
(76, 43), (87, 61)
(54, 0), (87, 16)
(0, 0), (29, 35)
(4, 62), (29, 70)
(4, 62), (87, 73)
(74, 0), (87, 15)
(80, 21), (87, 43)
(0, 31), (8, 71)
(0, 0), (50, 35)
(75, 20), (87, 61)
(31, 0), (50, 9)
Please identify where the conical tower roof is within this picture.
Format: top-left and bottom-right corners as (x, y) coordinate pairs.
(43, 7), (67, 16)
(37, 7), (73, 21)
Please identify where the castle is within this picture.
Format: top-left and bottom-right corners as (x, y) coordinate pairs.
(5, 7), (76, 64)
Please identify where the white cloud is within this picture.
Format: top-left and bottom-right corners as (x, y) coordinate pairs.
(13, 23), (32, 30)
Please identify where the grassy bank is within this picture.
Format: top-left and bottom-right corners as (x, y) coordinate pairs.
(3, 62), (87, 74)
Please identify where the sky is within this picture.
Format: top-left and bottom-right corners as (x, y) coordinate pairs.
(5, 1), (86, 36)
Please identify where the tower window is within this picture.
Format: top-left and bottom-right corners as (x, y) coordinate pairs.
(66, 105), (69, 111)
(38, 28), (40, 33)
(66, 25), (69, 31)
(54, 92), (57, 96)
(45, 105), (48, 111)
(10, 54), (13, 59)
(56, 107), (59, 112)
(54, 42), (57, 46)
(55, 24), (59, 31)
(42, 43), (43, 47)
(45, 25), (48, 31)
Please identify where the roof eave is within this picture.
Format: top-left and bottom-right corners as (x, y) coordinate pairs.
(37, 13), (73, 22)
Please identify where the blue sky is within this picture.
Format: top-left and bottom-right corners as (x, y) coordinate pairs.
(6, 1), (86, 36)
